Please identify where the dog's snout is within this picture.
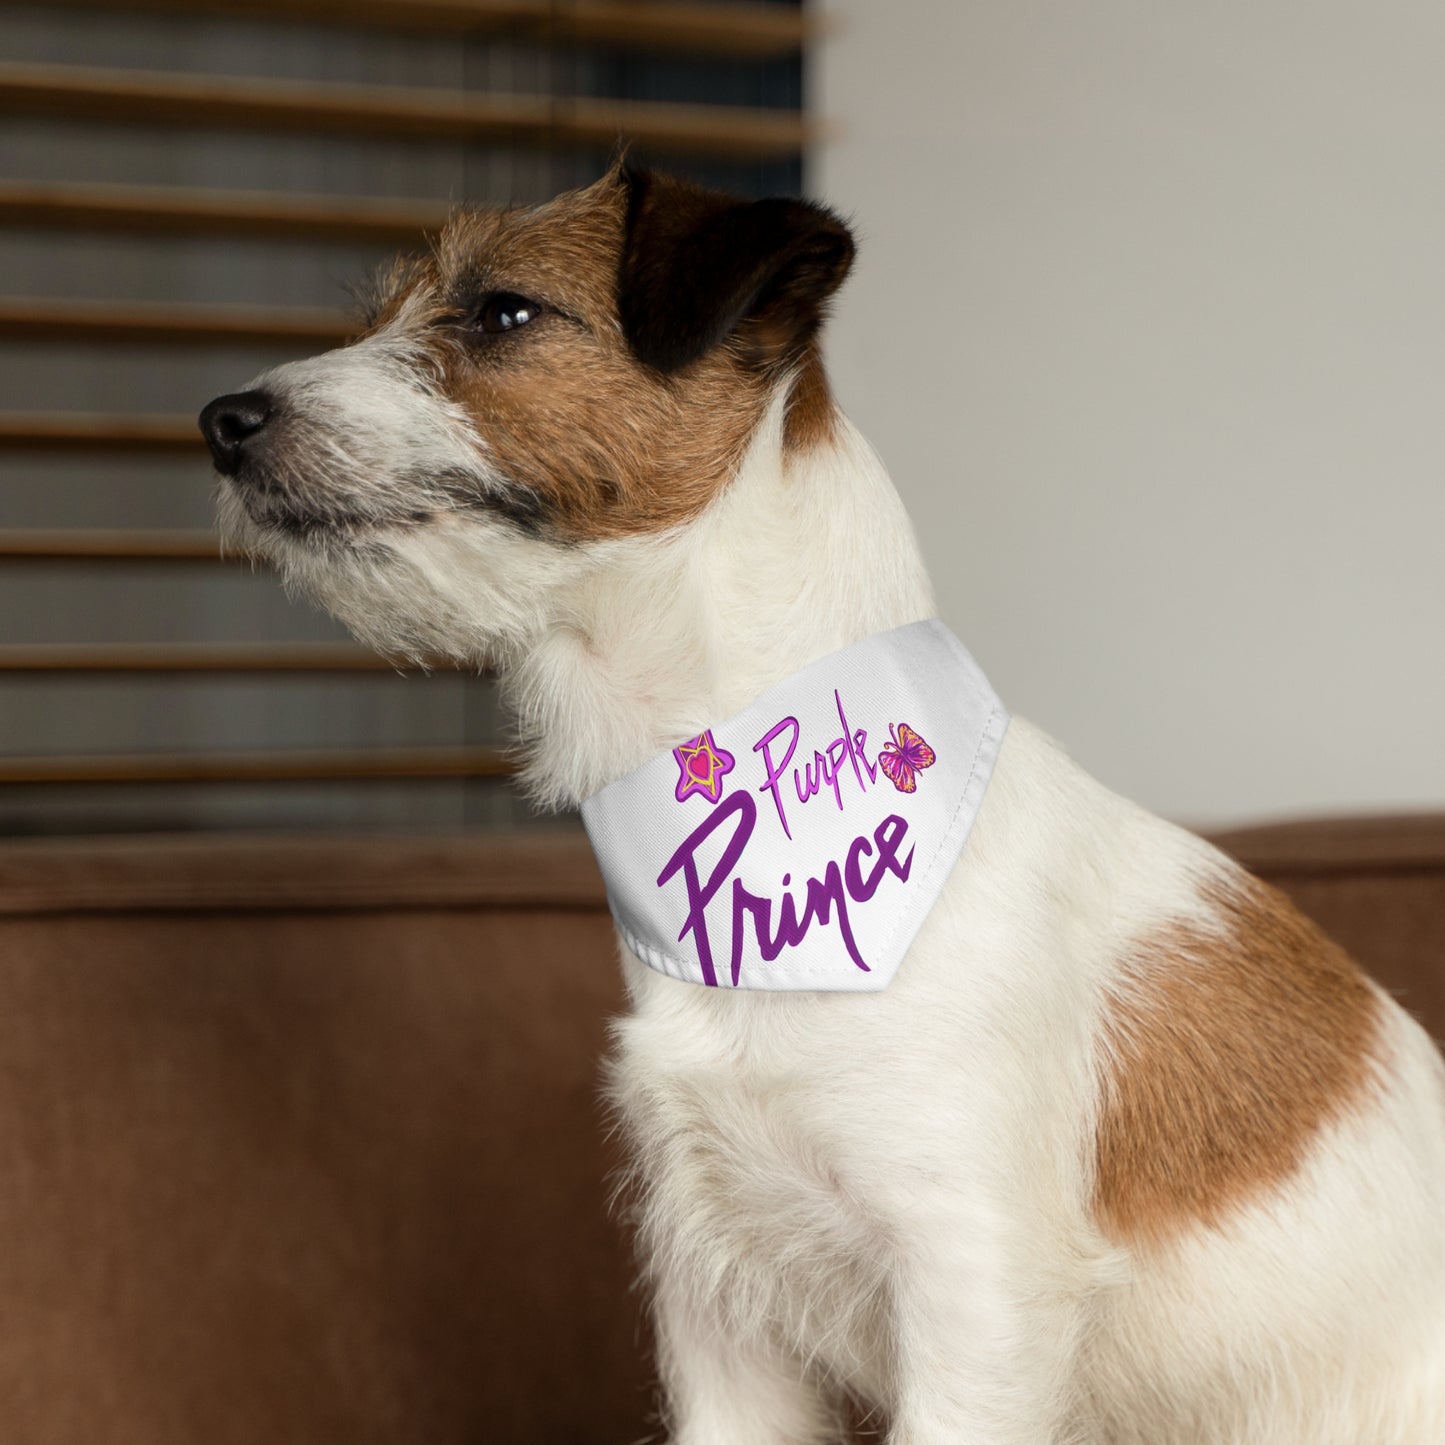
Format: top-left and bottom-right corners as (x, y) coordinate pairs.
(199, 390), (273, 475)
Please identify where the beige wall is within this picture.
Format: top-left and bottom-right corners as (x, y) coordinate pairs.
(814, 1), (1445, 827)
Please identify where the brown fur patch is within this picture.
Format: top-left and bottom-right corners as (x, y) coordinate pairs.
(365, 174), (791, 542)
(783, 342), (839, 452)
(1093, 872), (1382, 1247)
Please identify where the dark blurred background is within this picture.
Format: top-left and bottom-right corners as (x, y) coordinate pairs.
(0, 0), (803, 836)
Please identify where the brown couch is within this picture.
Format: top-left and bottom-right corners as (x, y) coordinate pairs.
(0, 817), (1440, 1444)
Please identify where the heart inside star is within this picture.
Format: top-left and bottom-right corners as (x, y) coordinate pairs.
(671, 729), (736, 805)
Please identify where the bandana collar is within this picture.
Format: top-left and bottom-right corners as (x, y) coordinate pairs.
(580, 620), (1009, 992)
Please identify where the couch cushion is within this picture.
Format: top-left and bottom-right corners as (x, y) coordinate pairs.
(0, 829), (651, 1445)
(0, 817), (1440, 1442)
(1214, 813), (1445, 1042)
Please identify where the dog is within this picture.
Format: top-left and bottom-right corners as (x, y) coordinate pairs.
(200, 163), (1445, 1443)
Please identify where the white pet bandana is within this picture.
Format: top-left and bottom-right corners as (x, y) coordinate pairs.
(580, 620), (1009, 992)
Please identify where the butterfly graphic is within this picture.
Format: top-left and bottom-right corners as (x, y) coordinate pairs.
(878, 722), (937, 794)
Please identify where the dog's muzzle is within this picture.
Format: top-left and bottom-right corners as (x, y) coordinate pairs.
(199, 390), (274, 476)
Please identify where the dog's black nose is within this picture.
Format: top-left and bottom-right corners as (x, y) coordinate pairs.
(199, 390), (273, 475)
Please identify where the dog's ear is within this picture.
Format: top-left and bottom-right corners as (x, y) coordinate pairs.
(617, 166), (855, 376)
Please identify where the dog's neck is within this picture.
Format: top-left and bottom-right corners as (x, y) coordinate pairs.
(505, 389), (937, 808)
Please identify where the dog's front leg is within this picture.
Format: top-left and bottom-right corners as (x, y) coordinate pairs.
(884, 1203), (1089, 1445)
(654, 1274), (841, 1445)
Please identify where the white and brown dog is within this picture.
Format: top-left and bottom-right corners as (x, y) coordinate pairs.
(201, 165), (1445, 1444)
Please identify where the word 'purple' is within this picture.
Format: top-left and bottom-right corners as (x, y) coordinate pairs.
(753, 690), (877, 841)
(656, 788), (914, 987)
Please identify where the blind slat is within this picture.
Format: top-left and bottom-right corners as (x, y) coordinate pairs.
(0, 62), (813, 161)
(0, 180), (447, 244)
(32, 0), (810, 58)
(0, 644), (417, 673)
(0, 413), (203, 451)
(0, 530), (224, 561)
(0, 297), (351, 348)
(0, 746), (511, 784)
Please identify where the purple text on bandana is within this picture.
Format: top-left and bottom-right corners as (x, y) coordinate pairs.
(655, 788), (914, 987)
(752, 690), (877, 841)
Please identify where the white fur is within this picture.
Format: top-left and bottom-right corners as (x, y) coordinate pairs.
(221, 349), (1445, 1443)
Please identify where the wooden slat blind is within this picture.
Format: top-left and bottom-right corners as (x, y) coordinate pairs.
(0, 0), (809, 825)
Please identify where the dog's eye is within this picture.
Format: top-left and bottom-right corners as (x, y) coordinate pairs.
(473, 292), (543, 335)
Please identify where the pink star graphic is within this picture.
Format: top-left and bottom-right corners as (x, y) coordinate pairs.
(672, 730), (736, 805)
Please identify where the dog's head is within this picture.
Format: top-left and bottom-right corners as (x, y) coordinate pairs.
(199, 165), (854, 663)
